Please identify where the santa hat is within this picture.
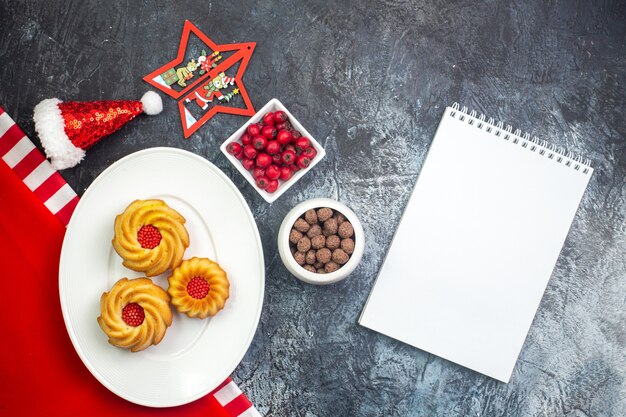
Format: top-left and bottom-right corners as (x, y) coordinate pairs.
(33, 91), (163, 170)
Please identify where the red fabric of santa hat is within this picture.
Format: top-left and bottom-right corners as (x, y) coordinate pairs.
(33, 91), (162, 170)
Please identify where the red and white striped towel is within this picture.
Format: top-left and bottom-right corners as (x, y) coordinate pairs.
(0, 105), (261, 417)
(212, 378), (261, 417)
(0, 107), (79, 225)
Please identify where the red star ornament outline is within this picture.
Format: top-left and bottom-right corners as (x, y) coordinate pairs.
(143, 20), (256, 138)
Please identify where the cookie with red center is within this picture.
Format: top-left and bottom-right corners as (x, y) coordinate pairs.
(112, 199), (190, 277)
(168, 257), (230, 319)
(97, 277), (173, 352)
(137, 225), (162, 249)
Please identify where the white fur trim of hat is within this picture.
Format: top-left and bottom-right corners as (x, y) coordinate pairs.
(33, 98), (86, 170)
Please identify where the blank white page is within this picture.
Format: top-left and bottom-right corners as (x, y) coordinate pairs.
(359, 106), (592, 382)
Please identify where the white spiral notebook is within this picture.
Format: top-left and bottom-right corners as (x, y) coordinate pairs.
(359, 104), (593, 383)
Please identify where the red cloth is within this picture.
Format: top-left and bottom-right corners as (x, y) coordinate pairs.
(0, 135), (230, 417)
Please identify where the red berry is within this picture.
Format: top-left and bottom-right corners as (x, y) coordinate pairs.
(290, 164), (301, 172)
(252, 167), (265, 179)
(302, 146), (317, 159)
(296, 154), (311, 169)
(247, 123), (261, 136)
(226, 142), (242, 155)
(284, 144), (296, 153)
(137, 225), (162, 249)
(235, 150), (244, 160)
(276, 129), (293, 145)
(241, 133), (252, 146)
(266, 179), (279, 193)
(266, 140), (282, 155)
(274, 110), (288, 123)
(281, 149), (296, 165)
(272, 153), (282, 165)
(274, 122), (291, 132)
(256, 176), (269, 189)
(122, 303), (145, 327)
(265, 164), (281, 180)
(242, 158), (255, 170)
(186, 277), (209, 299)
(280, 166), (293, 181)
(253, 135), (267, 150)
(262, 112), (275, 126)
(261, 125), (277, 139)
(256, 153), (272, 168)
(295, 137), (310, 151)
(243, 144), (258, 159)
(291, 130), (302, 140)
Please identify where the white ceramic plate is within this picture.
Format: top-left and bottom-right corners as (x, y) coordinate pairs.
(59, 147), (264, 407)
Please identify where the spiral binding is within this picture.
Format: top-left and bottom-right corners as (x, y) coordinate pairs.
(450, 103), (591, 174)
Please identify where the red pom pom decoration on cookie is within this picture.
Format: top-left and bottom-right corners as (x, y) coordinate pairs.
(137, 225), (162, 249)
(122, 303), (145, 327)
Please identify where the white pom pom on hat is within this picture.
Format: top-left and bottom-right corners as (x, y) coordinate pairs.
(141, 91), (163, 115)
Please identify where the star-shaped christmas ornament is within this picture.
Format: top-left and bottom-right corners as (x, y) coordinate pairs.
(143, 20), (256, 138)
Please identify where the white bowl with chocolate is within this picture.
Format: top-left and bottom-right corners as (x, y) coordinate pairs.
(278, 198), (364, 285)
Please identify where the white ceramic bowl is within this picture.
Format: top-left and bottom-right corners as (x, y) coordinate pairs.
(278, 198), (364, 285)
(220, 98), (326, 203)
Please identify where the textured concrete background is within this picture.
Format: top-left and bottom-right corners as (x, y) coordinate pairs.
(1, 0), (625, 416)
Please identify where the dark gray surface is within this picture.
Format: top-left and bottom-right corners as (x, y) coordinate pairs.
(1, 1), (625, 416)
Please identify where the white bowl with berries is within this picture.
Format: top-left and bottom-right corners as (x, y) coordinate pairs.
(220, 99), (326, 203)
